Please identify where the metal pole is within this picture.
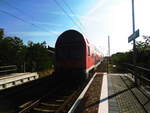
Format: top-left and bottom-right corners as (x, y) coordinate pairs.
(132, 0), (135, 32)
(132, 0), (136, 65)
(132, 0), (138, 85)
(108, 36), (110, 57)
(107, 36), (110, 73)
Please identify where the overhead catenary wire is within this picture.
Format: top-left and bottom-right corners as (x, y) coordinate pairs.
(0, 0), (56, 35)
(53, 0), (87, 36)
(1, 0), (88, 36)
(1, 0), (34, 19)
(61, 0), (87, 33)
(0, 9), (52, 33)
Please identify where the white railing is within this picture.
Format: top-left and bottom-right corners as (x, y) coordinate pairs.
(0, 72), (39, 90)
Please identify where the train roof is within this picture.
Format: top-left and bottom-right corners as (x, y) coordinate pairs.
(55, 29), (89, 47)
(55, 29), (103, 56)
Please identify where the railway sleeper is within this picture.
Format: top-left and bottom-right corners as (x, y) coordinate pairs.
(31, 100), (65, 113)
(32, 104), (58, 113)
(41, 102), (60, 107)
(33, 107), (56, 113)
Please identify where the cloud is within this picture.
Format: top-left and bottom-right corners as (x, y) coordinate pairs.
(87, 0), (107, 16)
(50, 11), (65, 16)
(9, 31), (61, 37)
(81, 16), (101, 24)
(50, 11), (81, 18)
(31, 21), (64, 27)
(80, 0), (134, 55)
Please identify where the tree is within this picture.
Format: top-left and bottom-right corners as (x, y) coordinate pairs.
(143, 35), (150, 46)
(136, 35), (150, 49)
(26, 41), (53, 72)
(0, 29), (26, 72)
(0, 28), (4, 39)
(111, 35), (150, 73)
(0, 36), (25, 67)
(135, 35), (150, 68)
(0, 29), (54, 73)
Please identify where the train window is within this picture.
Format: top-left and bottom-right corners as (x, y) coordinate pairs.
(88, 46), (90, 56)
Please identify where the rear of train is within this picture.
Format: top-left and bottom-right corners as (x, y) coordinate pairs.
(55, 30), (87, 81)
(55, 30), (102, 82)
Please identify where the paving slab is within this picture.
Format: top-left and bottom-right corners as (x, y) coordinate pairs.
(108, 74), (150, 113)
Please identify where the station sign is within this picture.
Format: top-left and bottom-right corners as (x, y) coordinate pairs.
(128, 29), (140, 43)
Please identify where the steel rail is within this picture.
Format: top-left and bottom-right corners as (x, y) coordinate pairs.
(17, 81), (76, 113)
(17, 83), (66, 113)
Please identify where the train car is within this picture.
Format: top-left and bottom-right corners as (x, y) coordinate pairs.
(55, 30), (103, 81)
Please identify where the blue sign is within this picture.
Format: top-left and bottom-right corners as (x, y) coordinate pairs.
(128, 29), (140, 43)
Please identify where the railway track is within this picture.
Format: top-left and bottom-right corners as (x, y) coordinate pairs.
(15, 77), (91, 113)
(14, 61), (105, 113)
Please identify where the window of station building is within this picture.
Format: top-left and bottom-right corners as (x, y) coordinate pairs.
(88, 46), (90, 56)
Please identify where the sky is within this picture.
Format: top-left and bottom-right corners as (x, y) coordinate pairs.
(0, 0), (150, 55)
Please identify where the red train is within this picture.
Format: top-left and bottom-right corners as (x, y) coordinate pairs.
(55, 30), (103, 81)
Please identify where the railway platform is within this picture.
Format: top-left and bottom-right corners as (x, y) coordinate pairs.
(70, 73), (150, 113)
(107, 73), (150, 113)
(0, 72), (39, 90)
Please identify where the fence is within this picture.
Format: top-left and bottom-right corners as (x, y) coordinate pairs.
(0, 65), (17, 75)
(124, 63), (150, 89)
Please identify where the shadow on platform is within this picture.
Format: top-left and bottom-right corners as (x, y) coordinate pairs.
(74, 86), (135, 113)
